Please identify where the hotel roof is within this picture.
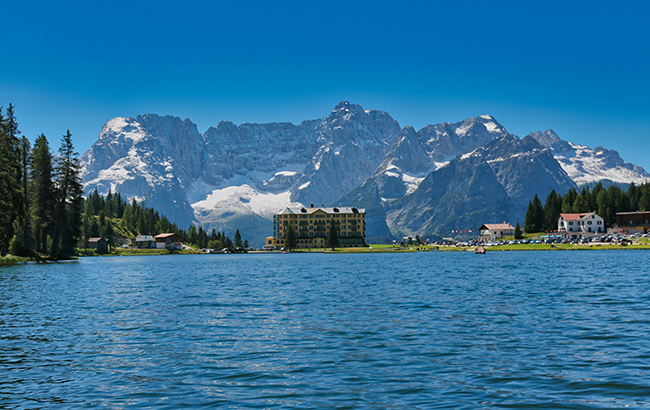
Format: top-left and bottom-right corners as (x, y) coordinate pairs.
(278, 206), (365, 215)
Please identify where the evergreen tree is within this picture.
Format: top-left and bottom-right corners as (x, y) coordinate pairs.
(326, 219), (339, 250)
(514, 221), (523, 239)
(628, 183), (640, 212)
(639, 189), (650, 211)
(234, 229), (242, 247)
(105, 190), (115, 217)
(523, 201), (534, 233)
(0, 105), (22, 255)
(11, 136), (33, 255)
(243, 239), (249, 249)
(198, 226), (208, 248)
(596, 190), (612, 227)
(30, 134), (56, 254)
(103, 219), (115, 253)
(543, 190), (562, 231)
(81, 199), (95, 250)
(524, 194), (544, 233)
(188, 225), (198, 245)
(49, 130), (83, 259)
(562, 188), (578, 213)
(284, 223), (297, 250)
(573, 187), (590, 213)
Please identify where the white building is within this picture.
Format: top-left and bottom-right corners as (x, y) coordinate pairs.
(558, 212), (604, 237)
(478, 223), (515, 241)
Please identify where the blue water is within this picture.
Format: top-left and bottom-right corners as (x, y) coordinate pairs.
(1, 251), (650, 409)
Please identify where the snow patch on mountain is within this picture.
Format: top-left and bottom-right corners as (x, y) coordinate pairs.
(192, 185), (303, 222)
(558, 142), (650, 185)
(529, 130), (650, 185)
(106, 117), (147, 143)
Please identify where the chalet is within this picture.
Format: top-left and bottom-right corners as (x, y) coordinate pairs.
(478, 223), (515, 241)
(615, 211), (650, 234)
(558, 212), (604, 237)
(88, 237), (108, 253)
(154, 233), (184, 250)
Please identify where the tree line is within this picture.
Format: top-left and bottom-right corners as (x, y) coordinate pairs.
(0, 104), (83, 259)
(523, 182), (650, 233)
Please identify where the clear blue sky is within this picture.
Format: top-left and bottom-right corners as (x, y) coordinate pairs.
(2, 1), (649, 170)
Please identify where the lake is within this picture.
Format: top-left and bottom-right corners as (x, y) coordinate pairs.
(1, 251), (650, 409)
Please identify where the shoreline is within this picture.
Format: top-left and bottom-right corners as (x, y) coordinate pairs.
(2, 243), (648, 265)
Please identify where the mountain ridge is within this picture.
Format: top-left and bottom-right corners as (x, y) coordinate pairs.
(80, 102), (650, 245)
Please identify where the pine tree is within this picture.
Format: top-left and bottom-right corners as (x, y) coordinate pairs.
(11, 136), (33, 255)
(326, 219), (339, 250)
(523, 201), (534, 233)
(188, 225), (198, 245)
(234, 229), (242, 247)
(81, 199), (95, 250)
(628, 183), (640, 212)
(562, 188), (578, 213)
(284, 223), (297, 250)
(543, 190), (561, 231)
(198, 226), (208, 248)
(103, 219), (115, 253)
(0, 105), (22, 255)
(49, 130), (83, 259)
(514, 221), (523, 240)
(30, 134), (56, 254)
(639, 189), (650, 211)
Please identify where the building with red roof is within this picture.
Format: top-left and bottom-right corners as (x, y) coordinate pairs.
(557, 212), (604, 237)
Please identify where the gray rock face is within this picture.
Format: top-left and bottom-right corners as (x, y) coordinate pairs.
(387, 155), (514, 239)
(201, 120), (320, 188)
(291, 101), (401, 206)
(80, 104), (648, 245)
(345, 132), (576, 241)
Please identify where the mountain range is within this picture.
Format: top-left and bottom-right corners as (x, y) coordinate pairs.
(80, 102), (650, 245)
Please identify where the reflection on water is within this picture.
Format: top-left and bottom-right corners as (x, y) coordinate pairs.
(1, 251), (650, 408)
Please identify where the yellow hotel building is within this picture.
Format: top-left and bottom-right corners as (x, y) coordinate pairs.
(266, 206), (366, 249)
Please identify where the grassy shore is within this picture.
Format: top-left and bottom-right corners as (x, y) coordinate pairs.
(0, 255), (36, 264)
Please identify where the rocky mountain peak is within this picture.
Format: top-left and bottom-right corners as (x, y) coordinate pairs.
(528, 129), (562, 148)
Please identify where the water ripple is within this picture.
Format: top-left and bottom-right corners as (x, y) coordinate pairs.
(1, 251), (650, 408)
